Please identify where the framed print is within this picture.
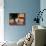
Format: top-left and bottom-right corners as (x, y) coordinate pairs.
(9, 13), (25, 25)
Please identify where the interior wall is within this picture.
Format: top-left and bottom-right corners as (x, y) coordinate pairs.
(0, 0), (4, 42)
(40, 0), (46, 27)
(4, 0), (40, 42)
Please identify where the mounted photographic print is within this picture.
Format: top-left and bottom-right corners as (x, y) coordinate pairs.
(9, 13), (25, 25)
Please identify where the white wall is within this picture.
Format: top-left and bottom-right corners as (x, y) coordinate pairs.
(0, 0), (4, 42)
(40, 0), (46, 27)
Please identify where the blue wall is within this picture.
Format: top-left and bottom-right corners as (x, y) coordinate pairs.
(4, 0), (40, 42)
